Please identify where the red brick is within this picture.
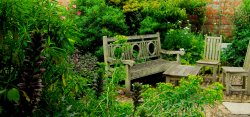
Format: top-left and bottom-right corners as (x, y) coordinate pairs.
(214, 1), (220, 5)
(234, 1), (242, 6)
(221, 16), (228, 20)
(221, 20), (232, 25)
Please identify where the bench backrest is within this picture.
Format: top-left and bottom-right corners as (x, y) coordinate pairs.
(243, 41), (250, 71)
(203, 35), (222, 61)
(103, 32), (161, 64)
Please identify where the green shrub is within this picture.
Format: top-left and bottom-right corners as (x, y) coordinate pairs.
(162, 28), (204, 64)
(74, 0), (208, 57)
(73, 0), (128, 54)
(139, 75), (223, 116)
(221, 0), (250, 66)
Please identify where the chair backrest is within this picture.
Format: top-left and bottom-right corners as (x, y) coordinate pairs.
(203, 35), (222, 61)
(243, 41), (250, 71)
(103, 32), (161, 64)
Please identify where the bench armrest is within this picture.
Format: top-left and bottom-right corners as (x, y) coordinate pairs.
(160, 48), (185, 55)
(160, 48), (185, 63)
(107, 57), (135, 67)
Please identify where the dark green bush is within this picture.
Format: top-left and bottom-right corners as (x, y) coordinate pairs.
(162, 28), (204, 64)
(73, 0), (128, 54)
(74, 0), (208, 58)
(221, 0), (250, 66)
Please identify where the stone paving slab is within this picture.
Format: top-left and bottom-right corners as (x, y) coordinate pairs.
(223, 102), (250, 115)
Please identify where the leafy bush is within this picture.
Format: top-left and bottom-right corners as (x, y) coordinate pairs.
(73, 0), (128, 54)
(162, 28), (204, 64)
(74, 0), (208, 57)
(0, 0), (78, 115)
(139, 75), (223, 116)
(221, 0), (250, 66)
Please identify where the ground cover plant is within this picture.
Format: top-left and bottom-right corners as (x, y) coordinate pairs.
(139, 75), (223, 116)
(0, 0), (224, 116)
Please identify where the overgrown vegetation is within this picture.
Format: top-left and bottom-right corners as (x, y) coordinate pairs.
(162, 28), (204, 64)
(139, 75), (223, 116)
(0, 0), (77, 115)
(73, 0), (207, 61)
(0, 0), (224, 116)
(221, 0), (250, 66)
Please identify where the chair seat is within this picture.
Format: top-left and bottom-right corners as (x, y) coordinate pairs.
(196, 60), (220, 65)
(222, 66), (247, 73)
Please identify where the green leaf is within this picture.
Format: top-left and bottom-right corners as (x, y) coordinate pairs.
(7, 88), (20, 103)
(0, 89), (6, 95)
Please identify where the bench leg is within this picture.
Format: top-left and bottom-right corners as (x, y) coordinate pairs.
(125, 65), (131, 91)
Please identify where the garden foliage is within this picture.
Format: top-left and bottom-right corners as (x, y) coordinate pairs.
(139, 75), (223, 116)
(0, 0), (78, 115)
(0, 0), (222, 116)
(74, 0), (208, 61)
(222, 0), (250, 66)
(162, 28), (204, 64)
(73, 0), (128, 55)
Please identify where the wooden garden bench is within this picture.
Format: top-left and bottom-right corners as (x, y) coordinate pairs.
(103, 32), (185, 90)
(197, 35), (222, 81)
(222, 41), (250, 95)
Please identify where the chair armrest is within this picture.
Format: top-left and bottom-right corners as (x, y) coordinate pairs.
(107, 57), (135, 67)
(160, 48), (185, 64)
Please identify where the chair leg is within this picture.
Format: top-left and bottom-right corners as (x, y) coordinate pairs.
(212, 65), (217, 82)
(247, 76), (250, 95)
(217, 65), (220, 81)
(225, 73), (231, 95)
(221, 71), (225, 85)
(241, 90), (245, 103)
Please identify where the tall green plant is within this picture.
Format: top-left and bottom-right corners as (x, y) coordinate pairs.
(18, 31), (46, 115)
(0, 0), (79, 115)
(222, 0), (250, 66)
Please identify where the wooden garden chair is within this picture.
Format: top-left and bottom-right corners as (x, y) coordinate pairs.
(222, 41), (250, 95)
(196, 35), (222, 81)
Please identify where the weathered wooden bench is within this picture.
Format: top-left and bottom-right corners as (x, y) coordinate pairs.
(103, 32), (185, 90)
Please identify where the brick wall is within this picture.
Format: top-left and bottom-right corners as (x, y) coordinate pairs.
(58, 0), (70, 6)
(203, 0), (242, 38)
